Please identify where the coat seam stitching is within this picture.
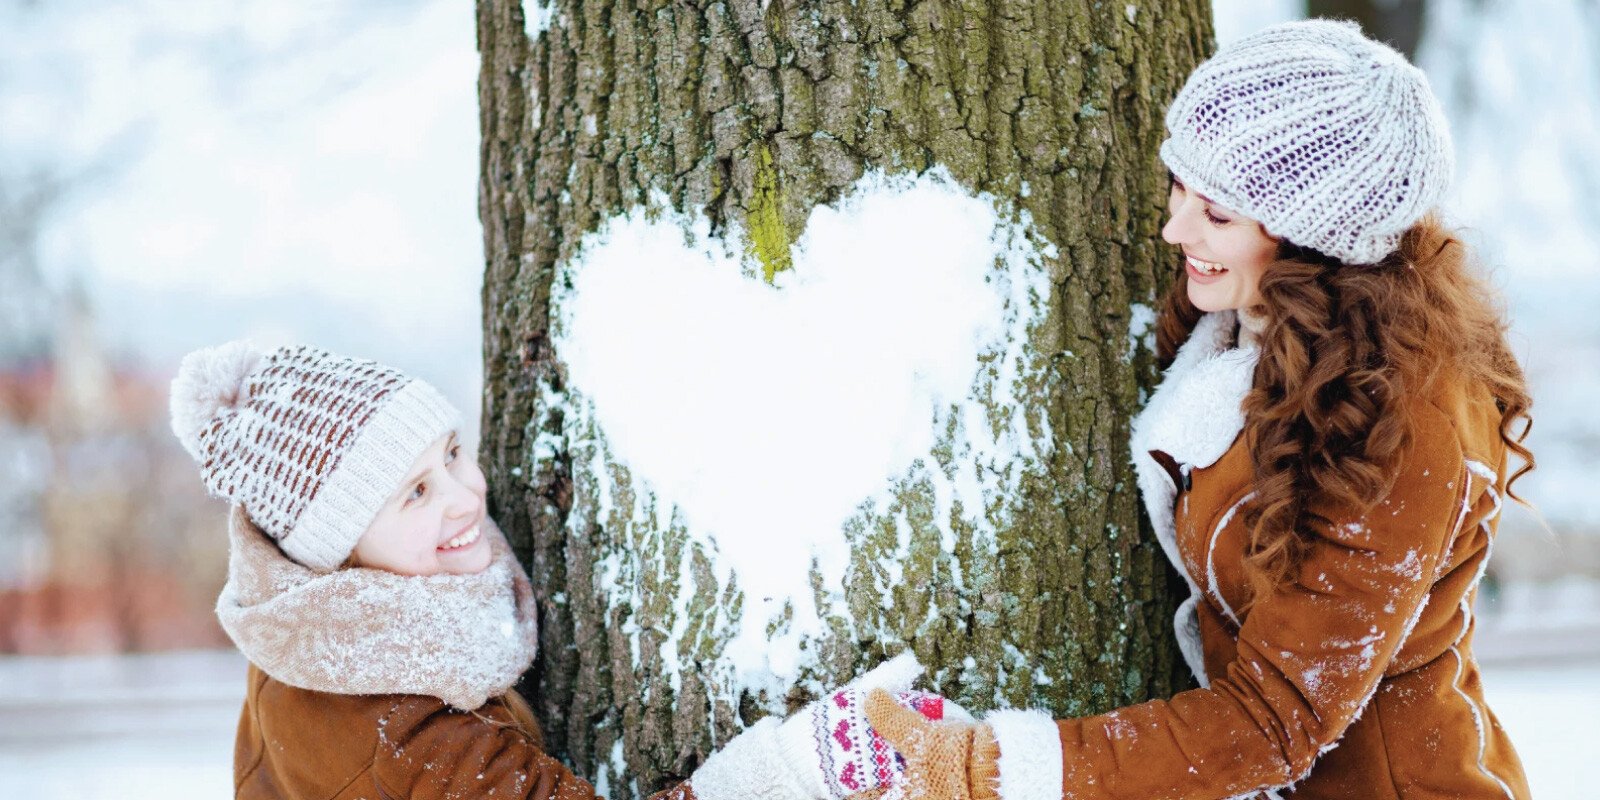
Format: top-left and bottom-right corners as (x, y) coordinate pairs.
(1369, 692), (1406, 800)
(236, 669), (269, 790)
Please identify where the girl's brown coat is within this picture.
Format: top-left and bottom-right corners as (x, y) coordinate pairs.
(235, 665), (607, 800)
(220, 513), (711, 800)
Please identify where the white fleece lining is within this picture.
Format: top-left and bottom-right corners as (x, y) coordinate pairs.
(1128, 311), (1258, 687)
(1205, 491), (1256, 627)
(690, 717), (809, 800)
(1441, 460), (1475, 573)
(1447, 461), (1517, 800)
(1171, 594), (1209, 689)
(987, 708), (1064, 800)
(1449, 648), (1517, 800)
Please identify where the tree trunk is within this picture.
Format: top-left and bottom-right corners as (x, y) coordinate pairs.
(477, 1), (1212, 796)
(1308, 0), (1427, 60)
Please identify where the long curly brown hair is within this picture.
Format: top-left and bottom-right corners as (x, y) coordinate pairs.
(1154, 214), (1535, 605)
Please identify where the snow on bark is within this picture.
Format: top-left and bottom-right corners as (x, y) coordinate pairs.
(548, 169), (1053, 721)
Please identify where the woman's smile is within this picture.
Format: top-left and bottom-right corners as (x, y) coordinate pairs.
(1185, 254), (1228, 283)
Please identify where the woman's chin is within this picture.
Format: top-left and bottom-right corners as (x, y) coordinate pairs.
(1186, 285), (1230, 313)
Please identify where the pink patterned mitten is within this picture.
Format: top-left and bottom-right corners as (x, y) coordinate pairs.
(785, 688), (950, 800)
(691, 652), (951, 800)
(826, 688), (946, 798)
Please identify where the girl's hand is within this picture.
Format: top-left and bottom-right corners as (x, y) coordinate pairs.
(779, 685), (957, 799)
(686, 652), (959, 800)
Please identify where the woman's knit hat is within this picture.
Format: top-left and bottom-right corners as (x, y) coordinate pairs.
(1159, 18), (1454, 264)
(169, 341), (460, 571)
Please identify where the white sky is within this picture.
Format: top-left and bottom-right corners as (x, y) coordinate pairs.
(0, 0), (484, 423)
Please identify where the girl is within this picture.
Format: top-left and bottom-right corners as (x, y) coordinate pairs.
(170, 341), (946, 800)
(865, 19), (1534, 800)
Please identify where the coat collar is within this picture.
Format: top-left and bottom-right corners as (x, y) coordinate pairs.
(1129, 310), (1258, 686)
(216, 507), (539, 710)
(1132, 310), (1258, 474)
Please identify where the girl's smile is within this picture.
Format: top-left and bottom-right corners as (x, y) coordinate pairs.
(438, 523), (483, 552)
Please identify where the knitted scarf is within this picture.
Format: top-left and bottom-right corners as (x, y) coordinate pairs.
(216, 506), (539, 710)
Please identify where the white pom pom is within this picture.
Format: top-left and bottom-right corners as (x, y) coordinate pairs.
(170, 340), (263, 460)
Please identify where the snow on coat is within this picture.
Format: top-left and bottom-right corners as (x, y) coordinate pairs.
(235, 663), (613, 800)
(988, 312), (1531, 800)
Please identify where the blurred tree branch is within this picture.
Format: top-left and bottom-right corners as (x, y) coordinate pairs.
(1309, 0), (1427, 59)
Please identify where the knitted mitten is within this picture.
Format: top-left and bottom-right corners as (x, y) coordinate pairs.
(688, 652), (943, 800)
(776, 686), (951, 799)
(864, 688), (1002, 800)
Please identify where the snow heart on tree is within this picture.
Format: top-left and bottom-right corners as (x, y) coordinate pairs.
(546, 167), (1055, 767)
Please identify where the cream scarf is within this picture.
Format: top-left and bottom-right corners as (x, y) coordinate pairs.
(216, 506), (539, 710)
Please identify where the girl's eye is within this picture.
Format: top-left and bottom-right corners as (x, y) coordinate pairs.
(407, 482), (427, 504)
(446, 444), (461, 464)
(1204, 208), (1232, 226)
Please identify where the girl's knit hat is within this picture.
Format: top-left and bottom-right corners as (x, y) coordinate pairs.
(169, 341), (460, 571)
(1159, 18), (1454, 264)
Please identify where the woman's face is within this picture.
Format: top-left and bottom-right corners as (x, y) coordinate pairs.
(1161, 173), (1279, 312)
(352, 431), (491, 577)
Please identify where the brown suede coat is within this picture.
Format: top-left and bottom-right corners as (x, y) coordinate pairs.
(1054, 318), (1530, 799)
(235, 664), (701, 800)
(235, 664), (604, 800)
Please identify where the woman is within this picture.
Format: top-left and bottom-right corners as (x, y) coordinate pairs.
(865, 19), (1534, 800)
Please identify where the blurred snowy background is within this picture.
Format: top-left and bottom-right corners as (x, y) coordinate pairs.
(0, 0), (1594, 797)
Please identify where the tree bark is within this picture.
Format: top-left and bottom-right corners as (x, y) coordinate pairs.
(477, 1), (1212, 795)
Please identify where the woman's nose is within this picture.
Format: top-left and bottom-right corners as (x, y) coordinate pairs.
(1158, 192), (1203, 244)
(1162, 198), (1199, 245)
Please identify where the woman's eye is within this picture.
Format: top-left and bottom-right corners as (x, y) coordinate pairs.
(447, 445), (460, 463)
(1204, 209), (1231, 226)
(408, 482), (427, 504)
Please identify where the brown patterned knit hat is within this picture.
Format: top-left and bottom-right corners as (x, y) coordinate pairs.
(169, 341), (460, 571)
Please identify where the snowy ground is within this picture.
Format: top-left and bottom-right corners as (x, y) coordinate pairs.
(0, 650), (242, 798)
(0, 631), (1595, 800)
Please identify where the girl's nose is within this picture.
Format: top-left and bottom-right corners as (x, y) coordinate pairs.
(440, 474), (482, 519)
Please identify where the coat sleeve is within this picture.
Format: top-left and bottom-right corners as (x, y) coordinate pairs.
(992, 418), (1472, 800)
(370, 697), (658, 800)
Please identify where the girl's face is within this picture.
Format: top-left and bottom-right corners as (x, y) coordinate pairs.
(1161, 173), (1280, 312)
(352, 431), (491, 577)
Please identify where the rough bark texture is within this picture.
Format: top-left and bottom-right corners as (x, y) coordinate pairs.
(1309, 0), (1427, 59)
(477, 1), (1212, 796)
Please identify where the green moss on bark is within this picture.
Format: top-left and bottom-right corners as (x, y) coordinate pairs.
(746, 142), (792, 281)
